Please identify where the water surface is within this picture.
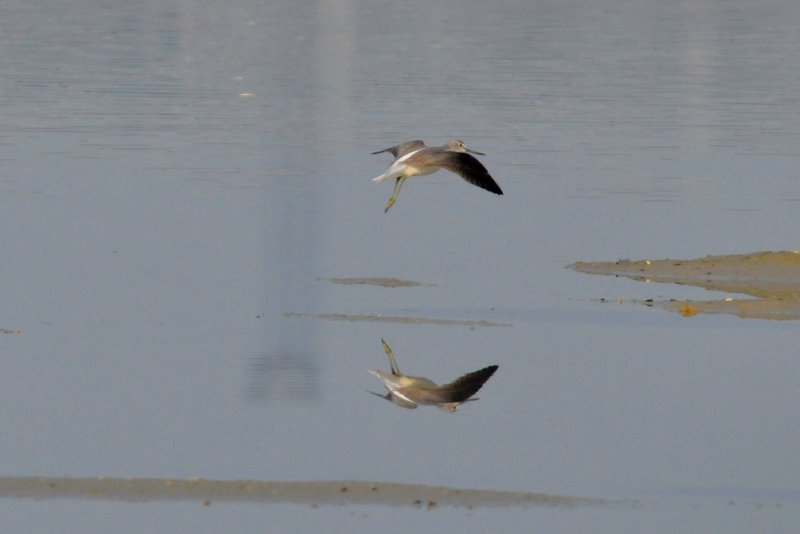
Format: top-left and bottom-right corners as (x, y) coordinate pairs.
(1, 0), (798, 532)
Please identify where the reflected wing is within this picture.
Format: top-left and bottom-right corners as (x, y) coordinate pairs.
(430, 365), (499, 403)
(368, 390), (418, 409)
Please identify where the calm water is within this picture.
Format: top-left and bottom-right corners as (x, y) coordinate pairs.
(1, 0), (799, 531)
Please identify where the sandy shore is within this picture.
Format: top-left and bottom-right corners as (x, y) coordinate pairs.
(570, 250), (800, 320)
(0, 477), (623, 509)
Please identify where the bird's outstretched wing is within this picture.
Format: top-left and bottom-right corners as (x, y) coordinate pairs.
(414, 151), (503, 195)
(371, 140), (426, 160)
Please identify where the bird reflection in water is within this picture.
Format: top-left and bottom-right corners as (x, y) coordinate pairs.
(368, 339), (498, 412)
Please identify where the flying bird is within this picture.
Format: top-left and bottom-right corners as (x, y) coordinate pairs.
(372, 139), (503, 212)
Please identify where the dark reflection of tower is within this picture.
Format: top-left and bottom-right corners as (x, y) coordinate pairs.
(246, 186), (321, 403)
(245, 1), (357, 403)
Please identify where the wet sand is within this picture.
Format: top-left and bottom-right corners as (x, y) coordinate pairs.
(318, 277), (433, 288)
(282, 312), (510, 328)
(570, 251), (800, 320)
(0, 477), (621, 509)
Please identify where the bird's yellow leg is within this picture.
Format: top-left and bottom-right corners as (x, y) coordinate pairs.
(384, 177), (406, 213)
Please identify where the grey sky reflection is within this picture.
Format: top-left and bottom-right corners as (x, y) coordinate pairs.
(246, 351), (320, 402)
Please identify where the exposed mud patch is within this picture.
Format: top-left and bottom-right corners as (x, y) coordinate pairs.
(318, 277), (433, 288)
(570, 250), (800, 320)
(282, 312), (510, 328)
(0, 476), (624, 509)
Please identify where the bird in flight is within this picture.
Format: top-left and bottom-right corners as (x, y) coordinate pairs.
(372, 139), (503, 212)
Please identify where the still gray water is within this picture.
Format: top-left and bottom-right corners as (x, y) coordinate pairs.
(1, 0), (798, 531)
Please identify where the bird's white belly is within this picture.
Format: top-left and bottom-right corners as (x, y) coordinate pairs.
(402, 164), (438, 177)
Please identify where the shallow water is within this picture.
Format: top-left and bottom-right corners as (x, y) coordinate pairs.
(1, 0), (799, 532)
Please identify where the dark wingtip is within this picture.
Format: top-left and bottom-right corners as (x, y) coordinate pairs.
(483, 365), (499, 375)
(484, 179), (503, 195)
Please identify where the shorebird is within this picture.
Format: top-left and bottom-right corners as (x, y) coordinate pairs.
(372, 139), (503, 212)
(368, 339), (498, 412)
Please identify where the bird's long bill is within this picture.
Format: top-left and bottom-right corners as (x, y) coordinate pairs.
(466, 147), (485, 156)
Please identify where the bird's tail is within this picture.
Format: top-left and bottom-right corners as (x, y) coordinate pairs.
(372, 172), (393, 182)
(372, 166), (403, 182)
